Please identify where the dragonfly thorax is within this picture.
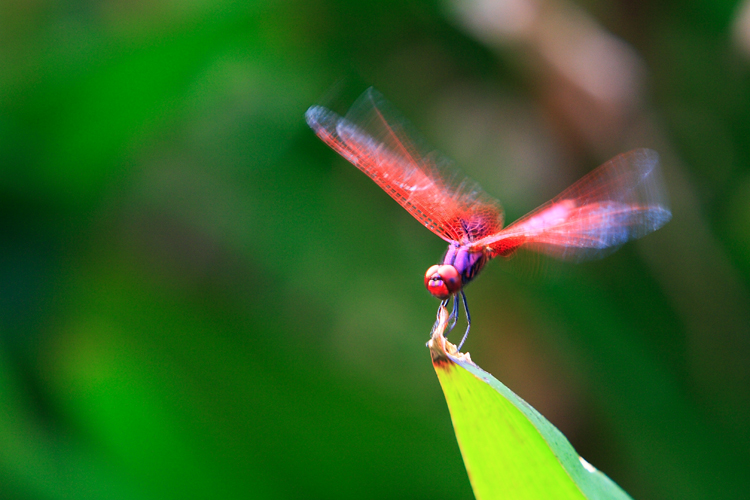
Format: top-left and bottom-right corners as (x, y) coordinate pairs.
(424, 244), (488, 299)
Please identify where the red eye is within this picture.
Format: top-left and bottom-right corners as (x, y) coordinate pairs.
(424, 265), (462, 299)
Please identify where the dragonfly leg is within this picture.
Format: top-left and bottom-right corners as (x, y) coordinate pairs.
(446, 295), (459, 334)
(456, 290), (471, 351)
(430, 299), (451, 336)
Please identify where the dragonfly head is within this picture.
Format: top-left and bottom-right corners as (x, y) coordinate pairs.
(424, 264), (462, 300)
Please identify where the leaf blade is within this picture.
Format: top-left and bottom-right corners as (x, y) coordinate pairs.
(429, 307), (633, 500)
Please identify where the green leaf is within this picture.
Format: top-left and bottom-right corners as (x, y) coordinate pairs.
(429, 307), (633, 500)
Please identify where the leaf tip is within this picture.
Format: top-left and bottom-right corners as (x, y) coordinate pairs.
(427, 305), (474, 368)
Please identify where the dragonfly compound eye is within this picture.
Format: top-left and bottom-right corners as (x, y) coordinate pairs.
(424, 264), (462, 299)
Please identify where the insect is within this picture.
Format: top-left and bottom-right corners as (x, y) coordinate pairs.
(306, 88), (671, 350)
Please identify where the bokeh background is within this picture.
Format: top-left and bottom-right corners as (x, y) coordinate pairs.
(2, 0), (750, 498)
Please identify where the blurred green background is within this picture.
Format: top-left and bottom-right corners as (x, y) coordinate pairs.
(2, 0), (750, 498)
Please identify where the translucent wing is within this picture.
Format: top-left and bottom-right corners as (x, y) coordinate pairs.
(472, 149), (671, 261)
(306, 87), (504, 244)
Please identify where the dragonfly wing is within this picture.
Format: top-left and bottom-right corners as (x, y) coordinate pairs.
(474, 149), (671, 261)
(306, 88), (504, 243)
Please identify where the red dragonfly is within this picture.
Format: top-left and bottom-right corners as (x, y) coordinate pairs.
(306, 88), (671, 350)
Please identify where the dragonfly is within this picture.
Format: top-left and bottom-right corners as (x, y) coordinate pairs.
(306, 87), (671, 350)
